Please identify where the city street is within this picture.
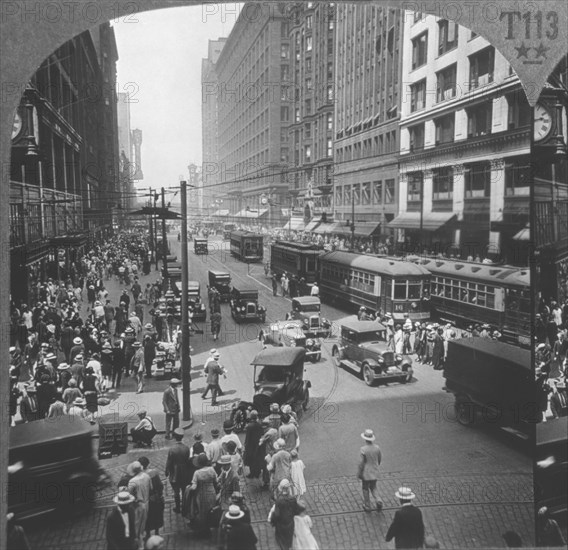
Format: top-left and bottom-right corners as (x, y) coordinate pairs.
(25, 234), (534, 549)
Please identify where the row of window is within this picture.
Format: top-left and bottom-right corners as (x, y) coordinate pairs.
(335, 179), (396, 206)
(336, 130), (398, 162)
(431, 277), (497, 309)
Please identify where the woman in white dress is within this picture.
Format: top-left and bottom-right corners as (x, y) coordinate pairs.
(292, 500), (319, 550)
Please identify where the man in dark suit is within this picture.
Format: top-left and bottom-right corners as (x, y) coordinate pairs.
(106, 491), (137, 550)
(386, 487), (425, 549)
(550, 379), (568, 418)
(162, 378), (181, 439)
(19, 386), (40, 423)
(165, 428), (191, 513)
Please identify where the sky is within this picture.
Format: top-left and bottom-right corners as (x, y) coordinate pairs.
(113, 5), (241, 192)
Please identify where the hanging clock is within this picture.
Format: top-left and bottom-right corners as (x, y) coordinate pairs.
(12, 111), (23, 140)
(533, 102), (553, 142)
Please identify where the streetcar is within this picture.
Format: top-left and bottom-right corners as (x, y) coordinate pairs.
(414, 257), (530, 347)
(270, 241), (324, 283)
(223, 223), (236, 240)
(229, 231), (263, 262)
(318, 251), (431, 322)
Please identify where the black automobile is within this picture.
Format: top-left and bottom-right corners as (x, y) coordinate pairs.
(173, 280), (207, 322)
(259, 320), (322, 362)
(230, 287), (266, 323)
(231, 347), (311, 430)
(285, 296), (331, 338)
(9, 419), (104, 520)
(208, 269), (232, 302)
(194, 238), (208, 255)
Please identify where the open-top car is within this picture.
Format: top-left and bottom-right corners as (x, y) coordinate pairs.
(259, 320), (322, 362)
(208, 269), (232, 302)
(194, 238), (208, 255)
(230, 347), (311, 431)
(173, 280), (207, 322)
(230, 287), (266, 323)
(331, 320), (413, 386)
(285, 296), (331, 338)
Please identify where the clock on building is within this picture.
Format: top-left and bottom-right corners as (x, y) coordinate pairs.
(534, 102), (553, 142)
(12, 111), (23, 140)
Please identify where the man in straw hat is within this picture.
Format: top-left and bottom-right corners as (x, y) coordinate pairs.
(357, 429), (383, 512)
(162, 378), (182, 439)
(220, 504), (258, 550)
(106, 490), (137, 550)
(385, 486), (425, 549)
(127, 461), (152, 550)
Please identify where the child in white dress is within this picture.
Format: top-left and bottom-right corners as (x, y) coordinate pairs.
(290, 450), (306, 497)
(292, 500), (319, 550)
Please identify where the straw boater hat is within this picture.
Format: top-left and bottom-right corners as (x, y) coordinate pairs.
(57, 362), (70, 371)
(73, 337), (83, 345)
(361, 429), (376, 442)
(73, 397), (86, 406)
(225, 504), (244, 521)
(170, 378), (181, 385)
(132, 341), (142, 348)
(217, 455), (232, 466)
(144, 323), (153, 330)
(113, 491), (135, 505)
(45, 353), (57, 362)
(395, 487), (416, 500)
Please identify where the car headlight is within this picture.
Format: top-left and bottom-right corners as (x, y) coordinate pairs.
(201, 304), (205, 310)
(395, 354), (402, 362)
(377, 357), (385, 363)
(290, 339), (296, 347)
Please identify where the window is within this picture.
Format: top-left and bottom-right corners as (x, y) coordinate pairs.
(281, 65), (290, 81)
(385, 179), (395, 204)
(409, 123), (425, 151)
(327, 113), (333, 130)
(410, 80), (426, 112)
(335, 186), (342, 206)
(407, 172), (423, 202)
(306, 78), (313, 91)
(280, 147), (289, 162)
(469, 47), (494, 88)
(432, 167), (454, 200)
(394, 282), (407, 300)
(306, 58), (312, 72)
(306, 15), (312, 29)
(505, 158), (530, 196)
(467, 103), (492, 137)
(373, 181), (382, 204)
(295, 108), (300, 122)
(281, 44), (290, 59)
(327, 85), (334, 101)
(438, 19), (458, 55)
(305, 99), (312, 115)
(435, 113), (455, 144)
(327, 61), (333, 79)
(304, 145), (311, 162)
(507, 92), (531, 129)
(436, 63), (457, 102)
(327, 139), (332, 157)
(344, 184), (352, 204)
(305, 123), (311, 138)
(362, 182), (371, 205)
(281, 106), (289, 121)
(464, 162), (491, 198)
(411, 32), (428, 69)
(328, 16), (334, 30)
(353, 183), (361, 205)
(281, 22), (289, 37)
(306, 36), (312, 51)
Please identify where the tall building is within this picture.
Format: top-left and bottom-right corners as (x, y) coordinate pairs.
(333, 5), (404, 242)
(392, 11), (531, 263)
(286, 2), (336, 226)
(116, 92), (134, 216)
(214, 2), (291, 227)
(9, 23), (120, 303)
(202, 38), (227, 216)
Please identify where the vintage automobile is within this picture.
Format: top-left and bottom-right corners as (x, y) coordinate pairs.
(285, 296), (332, 338)
(331, 320), (413, 386)
(194, 238), (208, 255)
(230, 347), (311, 431)
(259, 320), (322, 362)
(230, 287), (266, 323)
(151, 341), (180, 379)
(208, 269), (232, 302)
(9, 419), (104, 520)
(172, 280), (207, 322)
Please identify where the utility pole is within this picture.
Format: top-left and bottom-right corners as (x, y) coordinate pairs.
(161, 187), (168, 278)
(147, 189), (154, 266)
(351, 189), (355, 250)
(153, 189), (159, 271)
(180, 180), (192, 422)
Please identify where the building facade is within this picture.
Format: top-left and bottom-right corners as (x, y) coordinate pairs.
(214, 2), (291, 227)
(286, 2), (336, 225)
(9, 23), (120, 304)
(393, 11), (531, 264)
(333, 5), (404, 242)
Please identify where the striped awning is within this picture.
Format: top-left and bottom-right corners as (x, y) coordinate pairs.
(512, 225), (530, 241)
(283, 218), (306, 231)
(388, 212), (456, 231)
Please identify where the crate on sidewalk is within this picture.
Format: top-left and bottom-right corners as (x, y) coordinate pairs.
(98, 422), (128, 459)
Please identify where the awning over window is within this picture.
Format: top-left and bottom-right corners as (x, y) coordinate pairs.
(330, 221), (382, 237)
(234, 209), (268, 219)
(283, 218), (306, 231)
(388, 212), (456, 231)
(304, 220), (320, 232)
(512, 224), (530, 241)
(313, 222), (337, 234)
(212, 209), (230, 217)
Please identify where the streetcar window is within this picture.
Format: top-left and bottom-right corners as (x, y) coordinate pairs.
(408, 283), (421, 299)
(306, 258), (316, 272)
(394, 281), (407, 300)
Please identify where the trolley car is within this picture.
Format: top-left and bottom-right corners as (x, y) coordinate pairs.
(318, 251), (431, 322)
(270, 241), (324, 283)
(414, 257), (530, 347)
(230, 231), (263, 262)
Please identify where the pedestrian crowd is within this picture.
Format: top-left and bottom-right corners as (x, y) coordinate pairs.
(8, 231), (169, 429)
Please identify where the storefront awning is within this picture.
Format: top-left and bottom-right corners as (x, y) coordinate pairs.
(234, 209), (268, 219)
(313, 222), (337, 234)
(50, 233), (89, 247)
(212, 209), (230, 217)
(330, 221), (382, 237)
(388, 212), (456, 231)
(304, 220), (320, 232)
(283, 218), (306, 231)
(512, 225), (530, 241)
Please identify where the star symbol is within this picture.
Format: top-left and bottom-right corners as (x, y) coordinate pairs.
(534, 42), (550, 59)
(514, 42), (530, 59)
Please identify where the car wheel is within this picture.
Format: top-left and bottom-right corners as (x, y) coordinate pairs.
(302, 389), (309, 411)
(362, 363), (376, 386)
(455, 396), (477, 426)
(332, 347), (342, 367)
